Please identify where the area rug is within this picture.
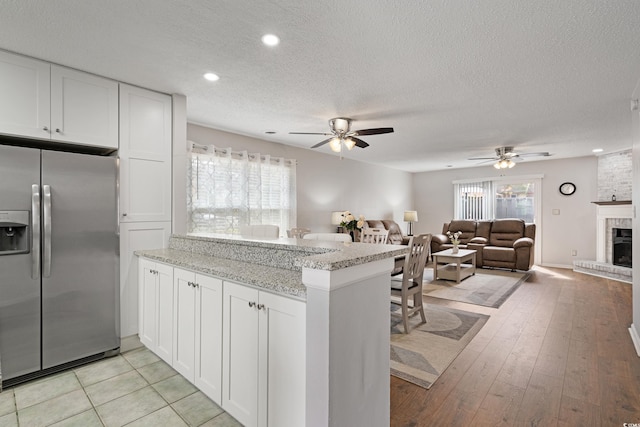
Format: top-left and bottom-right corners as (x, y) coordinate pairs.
(390, 303), (489, 389)
(422, 267), (531, 308)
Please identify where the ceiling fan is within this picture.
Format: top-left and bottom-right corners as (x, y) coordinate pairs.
(289, 117), (394, 152)
(468, 146), (551, 169)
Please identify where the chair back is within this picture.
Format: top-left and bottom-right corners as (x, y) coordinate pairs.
(239, 224), (280, 238)
(402, 234), (432, 286)
(288, 227), (311, 238)
(360, 228), (389, 244)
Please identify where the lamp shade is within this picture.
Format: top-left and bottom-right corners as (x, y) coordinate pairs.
(403, 210), (418, 222)
(331, 211), (344, 225)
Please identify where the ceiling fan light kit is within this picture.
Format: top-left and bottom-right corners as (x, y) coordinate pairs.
(494, 158), (515, 169)
(289, 117), (394, 153)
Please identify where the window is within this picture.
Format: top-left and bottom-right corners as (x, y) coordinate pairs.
(187, 144), (296, 236)
(453, 176), (541, 223)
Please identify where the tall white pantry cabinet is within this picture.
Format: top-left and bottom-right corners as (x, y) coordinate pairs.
(119, 84), (173, 338)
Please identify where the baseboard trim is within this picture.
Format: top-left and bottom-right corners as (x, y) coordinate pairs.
(120, 334), (143, 353)
(629, 324), (640, 357)
(540, 263), (573, 269)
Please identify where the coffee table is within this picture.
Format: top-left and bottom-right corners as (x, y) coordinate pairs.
(432, 248), (477, 283)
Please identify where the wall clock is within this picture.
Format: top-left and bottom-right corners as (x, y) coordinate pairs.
(559, 182), (576, 196)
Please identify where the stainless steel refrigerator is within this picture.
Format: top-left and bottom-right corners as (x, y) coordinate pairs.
(0, 144), (119, 386)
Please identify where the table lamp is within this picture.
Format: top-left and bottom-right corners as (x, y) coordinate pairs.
(404, 210), (418, 236)
(331, 211), (344, 233)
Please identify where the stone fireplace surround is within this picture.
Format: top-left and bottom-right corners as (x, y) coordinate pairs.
(573, 201), (632, 283)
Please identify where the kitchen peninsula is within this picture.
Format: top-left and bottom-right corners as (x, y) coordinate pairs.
(136, 233), (407, 427)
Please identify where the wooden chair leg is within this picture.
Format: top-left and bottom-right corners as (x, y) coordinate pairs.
(402, 296), (410, 334)
(415, 292), (426, 323)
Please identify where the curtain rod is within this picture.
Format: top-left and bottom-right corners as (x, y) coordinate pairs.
(189, 141), (296, 165)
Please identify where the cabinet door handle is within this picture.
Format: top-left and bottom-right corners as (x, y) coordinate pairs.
(43, 126), (49, 132)
(257, 304), (265, 310)
(122, 213), (128, 217)
(55, 128), (62, 133)
(248, 301), (256, 308)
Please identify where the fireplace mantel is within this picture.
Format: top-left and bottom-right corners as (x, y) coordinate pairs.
(592, 200), (632, 205)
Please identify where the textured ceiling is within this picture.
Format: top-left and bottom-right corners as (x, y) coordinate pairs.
(1, 0), (639, 172)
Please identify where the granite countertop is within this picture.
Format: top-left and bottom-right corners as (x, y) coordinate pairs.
(136, 234), (409, 300)
(136, 248), (307, 299)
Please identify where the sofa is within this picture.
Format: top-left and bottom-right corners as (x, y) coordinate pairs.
(431, 219), (535, 271)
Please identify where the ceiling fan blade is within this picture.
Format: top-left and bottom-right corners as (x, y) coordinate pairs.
(515, 152), (551, 157)
(351, 127), (394, 136)
(468, 156), (498, 160)
(350, 137), (369, 148)
(289, 132), (333, 135)
(310, 138), (333, 149)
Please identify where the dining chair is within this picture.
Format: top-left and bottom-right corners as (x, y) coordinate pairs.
(288, 227), (311, 238)
(302, 233), (352, 242)
(360, 227), (390, 244)
(390, 233), (432, 333)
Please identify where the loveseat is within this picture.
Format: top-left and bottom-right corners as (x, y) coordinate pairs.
(357, 219), (410, 245)
(431, 219), (535, 270)
(358, 219), (410, 275)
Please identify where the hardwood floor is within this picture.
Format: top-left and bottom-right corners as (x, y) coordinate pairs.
(390, 266), (640, 426)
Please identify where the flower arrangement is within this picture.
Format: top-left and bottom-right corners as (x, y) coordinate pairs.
(446, 230), (462, 246)
(340, 211), (365, 231)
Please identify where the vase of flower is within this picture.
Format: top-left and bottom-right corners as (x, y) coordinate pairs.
(339, 210), (365, 242)
(447, 230), (462, 254)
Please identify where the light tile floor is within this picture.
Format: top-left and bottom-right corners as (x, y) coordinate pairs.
(0, 347), (242, 427)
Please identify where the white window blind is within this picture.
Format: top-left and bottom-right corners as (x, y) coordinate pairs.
(454, 180), (493, 220)
(187, 143), (296, 235)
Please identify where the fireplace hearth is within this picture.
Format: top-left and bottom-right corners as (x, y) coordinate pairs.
(612, 227), (632, 268)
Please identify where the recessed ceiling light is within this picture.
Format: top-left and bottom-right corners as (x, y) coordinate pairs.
(592, 148), (603, 153)
(203, 72), (219, 82)
(261, 34), (280, 47)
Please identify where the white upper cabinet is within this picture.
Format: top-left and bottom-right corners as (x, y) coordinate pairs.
(0, 50), (118, 149)
(50, 65), (118, 148)
(0, 51), (51, 140)
(119, 83), (172, 223)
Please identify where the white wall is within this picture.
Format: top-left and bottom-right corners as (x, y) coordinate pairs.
(182, 123), (414, 233)
(412, 156), (598, 268)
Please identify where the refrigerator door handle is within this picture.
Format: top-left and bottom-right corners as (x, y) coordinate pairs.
(31, 184), (41, 279)
(43, 184), (52, 278)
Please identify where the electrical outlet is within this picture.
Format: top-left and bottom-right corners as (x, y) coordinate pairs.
(571, 249), (577, 256)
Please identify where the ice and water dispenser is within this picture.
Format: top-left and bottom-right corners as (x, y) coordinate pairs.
(0, 211), (30, 255)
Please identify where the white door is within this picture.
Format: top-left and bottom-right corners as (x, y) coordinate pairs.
(50, 65), (118, 149)
(195, 274), (223, 403)
(223, 282), (259, 427)
(120, 222), (171, 337)
(119, 84), (172, 222)
(258, 292), (306, 427)
(0, 51), (50, 140)
(173, 268), (197, 382)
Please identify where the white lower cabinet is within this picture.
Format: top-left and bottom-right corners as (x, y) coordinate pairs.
(222, 281), (306, 427)
(173, 268), (223, 403)
(138, 259), (305, 426)
(138, 259), (173, 364)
